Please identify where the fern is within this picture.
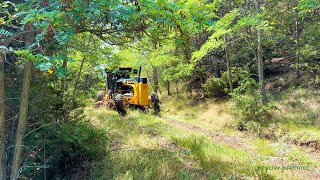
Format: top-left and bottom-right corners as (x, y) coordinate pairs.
(0, 28), (13, 37)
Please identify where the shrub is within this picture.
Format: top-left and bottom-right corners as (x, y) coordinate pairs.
(203, 77), (227, 98)
(221, 67), (240, 90)
(23, 120), (109, 179)
(230, 68), (277, 126)
(48, 121), (108, 178)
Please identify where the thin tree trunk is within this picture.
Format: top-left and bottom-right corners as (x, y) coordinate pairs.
(152, 66), (159, 94)
(224, 36), (233, 92)
(0, 52), (7, 179)
(61, 60), (68, 122)
(255, 0), (267, 104)
(8, 115), (17, 176)
(167, 81), (171, 96)
(175, 81), (179, 94)
(164, 65), (171, 96)
(295, 8), (301, 78)
(214, 57), (221, 78)
(198, 62), (204, 84)
(71, 57), (86, 109)
(10, 60), (33, 180)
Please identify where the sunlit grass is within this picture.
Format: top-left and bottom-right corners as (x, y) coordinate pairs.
(253, 138), (277, 158)
(87, 107), (277, 179)
(161, 95), (236, 132)
(272, 87), (320, 127)
(287, 148), (317, 166)
(86, 86), (320, 180)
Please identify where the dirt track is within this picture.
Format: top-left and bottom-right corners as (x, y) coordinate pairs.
(162, 116), (320, 180)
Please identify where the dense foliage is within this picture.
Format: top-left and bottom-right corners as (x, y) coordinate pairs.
(0, 0), (319, 179)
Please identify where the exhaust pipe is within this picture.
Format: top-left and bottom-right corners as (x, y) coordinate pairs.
(138, 66), (142, 83)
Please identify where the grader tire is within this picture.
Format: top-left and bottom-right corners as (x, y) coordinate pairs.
(96, 91), (106, 101)
(115, 94), (126, 115)
(151, 94), (160, 115)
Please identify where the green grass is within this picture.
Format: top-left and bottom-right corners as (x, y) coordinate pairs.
(288, 148), (316, 165)
(86, 85), (320, 180)
(161, 95), (235, 133)
(253, 138), (277, 158)
(86, 108), (276, 179)
(272, 87), (320, 127)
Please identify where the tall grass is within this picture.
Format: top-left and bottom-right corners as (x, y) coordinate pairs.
(87, 108), (276, 179)
(86, 86), (320, 179)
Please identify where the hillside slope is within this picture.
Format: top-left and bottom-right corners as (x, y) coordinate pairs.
(87, 86), (320, 179)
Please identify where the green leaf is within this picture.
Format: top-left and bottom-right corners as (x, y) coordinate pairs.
(0, 28), (13, 36)
(39, 62), (53, 71)
(55, 67), (67, 77)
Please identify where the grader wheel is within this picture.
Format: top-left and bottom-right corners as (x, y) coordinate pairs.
(115, 93), (126, 115)
(151, 94), (160, 115)
(94, 101), (104, 108)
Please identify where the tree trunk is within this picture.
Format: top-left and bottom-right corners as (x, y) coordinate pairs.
(214, 57), (221, 78)
(0, 52), (7, 180)
(175, 81), (179, 94)
(164, 65), (171, 96)
(71, 56), (86, 110)
(152, 66), (159, 94)
(167, 81), (171, 96)
(224, 36), (233, 92)
(10, 60), (33, 180)
(295, 8), (301, 78)
(255, 0), (267, 104)
(61, 60), (68, 122)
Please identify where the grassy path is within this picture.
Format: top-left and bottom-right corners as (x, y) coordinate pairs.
(162, 116), (320, 180)
(86, 106), (319, 179)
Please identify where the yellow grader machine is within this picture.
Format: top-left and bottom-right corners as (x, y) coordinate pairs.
(96, 67), (160, 115)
